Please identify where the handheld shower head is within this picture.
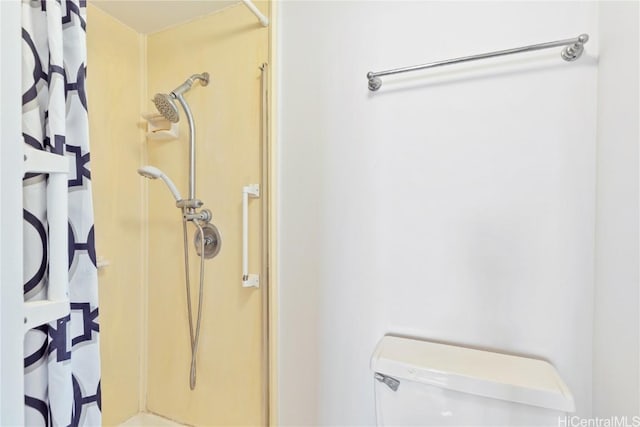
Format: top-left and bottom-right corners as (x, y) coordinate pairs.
(138, 165), (183, 201)
(137, 165), (163, 179)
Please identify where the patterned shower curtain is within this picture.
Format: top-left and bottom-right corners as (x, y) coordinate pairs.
(22, 1), (101, 425)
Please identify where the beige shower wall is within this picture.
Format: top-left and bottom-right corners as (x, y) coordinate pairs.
(145, 3), (269, 425)
(87, 4), (146, 425)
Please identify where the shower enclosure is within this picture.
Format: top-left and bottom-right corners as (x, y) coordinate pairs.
(85, 1), (271, 425)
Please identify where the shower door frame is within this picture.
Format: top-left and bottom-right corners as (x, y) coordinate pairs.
(0, 0), (26, 424)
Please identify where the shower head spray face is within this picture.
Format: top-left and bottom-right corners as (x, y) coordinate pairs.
(137, 165), (183, 201)
(153, 93), (180, 123)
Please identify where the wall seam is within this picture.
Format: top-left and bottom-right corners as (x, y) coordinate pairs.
(138, 30), (149, 414)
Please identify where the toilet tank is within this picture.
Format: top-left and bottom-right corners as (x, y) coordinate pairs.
(371, 336), (575, 427)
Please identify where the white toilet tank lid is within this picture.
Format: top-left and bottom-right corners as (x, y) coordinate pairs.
(371, 335), (575, 413)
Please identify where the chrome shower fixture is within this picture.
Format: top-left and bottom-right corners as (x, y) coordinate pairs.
(171, 72), (210, 97)
(142, 71), (218, 390)
(137, 165), (182, 201)
(194, 223), (222, 259)
(153, 94), (180, 123)
(152, 73), (210, 123)
(152, 72), (209, 202)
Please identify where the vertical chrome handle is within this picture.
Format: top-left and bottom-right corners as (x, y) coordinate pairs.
(242, 184), (260, 288)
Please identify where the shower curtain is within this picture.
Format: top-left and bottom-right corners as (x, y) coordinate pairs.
(22, 1), (101, 425)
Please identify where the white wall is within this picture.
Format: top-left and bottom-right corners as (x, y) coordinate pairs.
(277, 2), (599, 424)
(0, 1), (26, 424)
(593, 1), (640, 418)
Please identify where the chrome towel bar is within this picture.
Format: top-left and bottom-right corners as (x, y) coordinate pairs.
(367, 33), (589, 91)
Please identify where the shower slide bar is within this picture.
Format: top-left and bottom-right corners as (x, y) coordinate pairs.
(23, 147), (70, 331)
(242, 0), (269, 27)
(367, 33), (589, 91)
(242, 184), (260, 288)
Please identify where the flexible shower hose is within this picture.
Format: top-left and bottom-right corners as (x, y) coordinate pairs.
(181, 209), (206, 390)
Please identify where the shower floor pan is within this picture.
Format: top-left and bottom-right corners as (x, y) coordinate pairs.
(119, 412), (188, 427)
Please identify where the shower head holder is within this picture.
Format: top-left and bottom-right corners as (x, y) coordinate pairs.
(183, 208), (211, 223)
(176, 198), (204, 210)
